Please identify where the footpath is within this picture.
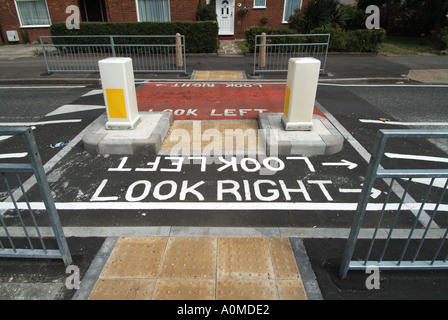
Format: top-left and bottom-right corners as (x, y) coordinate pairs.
(1, 43), (448, 303)
(1, 43), (448, 84)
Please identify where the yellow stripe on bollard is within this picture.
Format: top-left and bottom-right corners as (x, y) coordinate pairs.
(283, 86), (291, 118)
(105, 88), (127, 119)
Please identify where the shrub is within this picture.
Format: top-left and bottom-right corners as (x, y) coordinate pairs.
(311, 27), (386, 53)
(196, 2), (217, 21)
(244, 26), (297, 52)
(289, 0), (351, 33)
(50, 21), (219, 53)
(439, 27), (448, 50)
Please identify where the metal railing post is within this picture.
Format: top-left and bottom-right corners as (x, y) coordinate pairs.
(40, 36), (52, 74)
(110, 36), (116, 57)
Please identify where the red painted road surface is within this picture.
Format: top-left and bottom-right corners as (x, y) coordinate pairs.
(137, 82), (325, 120)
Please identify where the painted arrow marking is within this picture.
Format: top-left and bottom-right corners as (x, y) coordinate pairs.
(322, 159), (357, 170)
(339, 187), (382, 199)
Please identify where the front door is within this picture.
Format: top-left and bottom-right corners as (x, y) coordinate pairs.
(216, 0), (234, 36)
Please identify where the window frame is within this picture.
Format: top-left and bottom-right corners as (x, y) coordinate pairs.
(14, 0), (51, 28)
(282, 0), (302, 24)
(135, 0), (171, 22)
(253, 0), (266, 9)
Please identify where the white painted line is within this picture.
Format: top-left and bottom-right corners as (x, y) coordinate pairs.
(385, 152), (448, 164)
(0, 119), (82, 126)
(2, 201), (448, 212)
(319, 83), (448, 88)
(360, 119), (448, 126)
(81, 89), (103, 97)
(0, 86), (86, 89)
(45, 104), (105, 117)
(0, 152), (28, 159)
(315, 101), (440, 229)
(401, 178), (448, 189)
(0, 135), (13, 142)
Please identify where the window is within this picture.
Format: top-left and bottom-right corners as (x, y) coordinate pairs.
(253, 0), (266, 8)
(137, 0), (170, 22)
(283, 0), (302, 23)
(15, 0), (51, 27)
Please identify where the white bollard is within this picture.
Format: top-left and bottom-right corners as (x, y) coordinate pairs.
(98, 57), (141, 130)
(281, 57), (321, 131)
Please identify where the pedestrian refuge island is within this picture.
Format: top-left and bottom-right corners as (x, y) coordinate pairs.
(258, 57), (343, 156)
(82, 57), (173, 155)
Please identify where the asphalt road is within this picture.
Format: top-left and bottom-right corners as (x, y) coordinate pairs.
(1, 82), (447, 228)
(1, 82), (448, 299)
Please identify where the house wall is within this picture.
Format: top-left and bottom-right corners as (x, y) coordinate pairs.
(210, 0), (310, 39)
(0, 0), (79, 43)
(0, 0), (309, 44)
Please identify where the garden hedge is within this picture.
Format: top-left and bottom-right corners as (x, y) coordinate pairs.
(245, 26), (386, 53)
(50, 21), (219, 53)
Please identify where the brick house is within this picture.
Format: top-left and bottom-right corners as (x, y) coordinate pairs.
(0, 0), (308, 43)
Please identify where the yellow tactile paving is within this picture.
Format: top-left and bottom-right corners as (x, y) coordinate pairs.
(158, 237), (217, 279)
(218, 237), (274, 279)
(88, 237), (307, 300)
(194, 71), (244, 80)
(153, 280), (215, 300)
(216, 279), (278, 300)
(88, 279), (155, 300)
(99, 237), (167, 279)
(160, 120), (259, 152)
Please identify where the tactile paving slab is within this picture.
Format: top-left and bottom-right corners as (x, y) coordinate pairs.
(193, 71), (245, 81)
(88, 237), (308, 300)
(99, 237), (167, 279)
(153, 279), (215, 300)
(158, 237), (217, 279)
(218, 237), (274, 279)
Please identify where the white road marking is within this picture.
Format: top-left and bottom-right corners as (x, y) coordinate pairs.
(385, 152), (448, 164)
(45, 104), (105, 117)
(81, 89), (103, 97)
(0, 152), (28, 159)
(0, 119), (81, 126)
(0, 86), (86, 89)
(360, 119), (448, 126)
(315, 101), (440, 229)
(401, 178), (448, 189)
(319, 83), (448, 88)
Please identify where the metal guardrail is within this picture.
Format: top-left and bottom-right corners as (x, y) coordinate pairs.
(40, 35), (186, 74)
(253, 33), (330, 75)
(339, 129), (448, 279)
(0, 127), (72, 266)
